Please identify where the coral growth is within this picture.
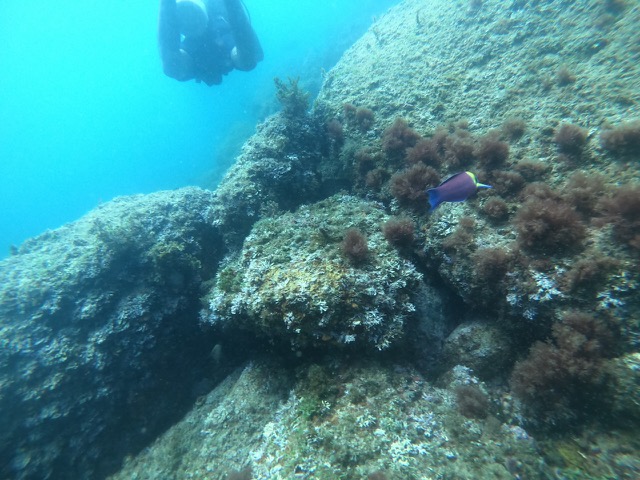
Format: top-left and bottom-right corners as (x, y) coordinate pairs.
(342, 228), (369, 264)
(482, 197), (509, 221)
(563, 171), (608, 216)
(515, 198), (586, 253)
(382, 217), (415, 248)
(502, 117), (527, 140)
(405, 137), (443, 167)
(355, 107), (375, 131)
(0, 187), (220, 480)
(600, 120), (640, 155)
(389, 164), (439, 209)
(475, 134), (509, 169)
(554, 123), (588, 155)
(455, 384), (490, 419)
(274, 76), (310, 117)
(472, 247), (512, 283)
(511, 311), (617, 426)
(596, 185), (640, 250)
(382, 118), (421, 160)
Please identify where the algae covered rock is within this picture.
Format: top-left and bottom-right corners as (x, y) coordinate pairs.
(108, 361), (293, 480)
(0, 187), (221, 480)
(110, 359), (545, 480)
(442, 320), (513, 380)
(202, 195), (422, 351)
(610, 353), (640, 423)
(208, 111), (328, 250)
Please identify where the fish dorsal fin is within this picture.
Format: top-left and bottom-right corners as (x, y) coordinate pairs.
(437, 172), (466, 186)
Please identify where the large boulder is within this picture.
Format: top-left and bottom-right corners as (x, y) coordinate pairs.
(202, 195), (423, 351)
(0, 187), (221, 479)
(108, 359), (544, 480)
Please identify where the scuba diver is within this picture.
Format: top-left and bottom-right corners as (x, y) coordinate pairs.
(158, 0), (263, 85)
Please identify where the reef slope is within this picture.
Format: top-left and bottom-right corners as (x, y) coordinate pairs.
(1, 0), (639, 479)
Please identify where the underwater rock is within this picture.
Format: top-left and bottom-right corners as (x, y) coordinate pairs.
(316, 0), (640, 152)
(108, 359), (544, 480)
(108, 0), (640, 475)
(202, 195), (423, 351)
(108, 361), (294, 480)
(5, 0), (640, 477)
(315, 0), (640, 331)
(208, 112), (328, 250)
(407, 278), (452, 371)
(0, 187), (222, 480)
(609, 353), (640, 424)
(441, 320), (512, 380)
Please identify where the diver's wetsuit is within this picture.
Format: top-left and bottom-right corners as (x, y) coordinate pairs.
(158, 0), (263, 85)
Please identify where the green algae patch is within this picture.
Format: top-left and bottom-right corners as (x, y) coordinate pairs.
(202, 195), (422, 350)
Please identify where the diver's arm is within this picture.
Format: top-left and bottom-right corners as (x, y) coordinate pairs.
(158, 0), (196, 81)
(223, 0), (264, 71)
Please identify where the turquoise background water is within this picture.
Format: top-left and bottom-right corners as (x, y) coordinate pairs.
(0, 0), (397, 258)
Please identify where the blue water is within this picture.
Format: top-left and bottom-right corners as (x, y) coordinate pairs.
(0, 0), (397, 259)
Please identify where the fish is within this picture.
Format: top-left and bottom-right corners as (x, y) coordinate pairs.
(427, 171), (492, 211)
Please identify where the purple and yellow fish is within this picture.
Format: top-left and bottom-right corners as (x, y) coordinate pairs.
(427, 171), (492, 211)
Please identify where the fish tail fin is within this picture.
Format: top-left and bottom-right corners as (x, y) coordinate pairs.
(427, 189), (440, 211)
(477, 183), (492, 190)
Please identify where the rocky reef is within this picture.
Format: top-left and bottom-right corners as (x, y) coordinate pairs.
(0, 188), (223, 479)
(2, 0), (640, 479)
(312, 0), (640, 435)
(111, 359), (543, 480)
(203, 194), (422, 352)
